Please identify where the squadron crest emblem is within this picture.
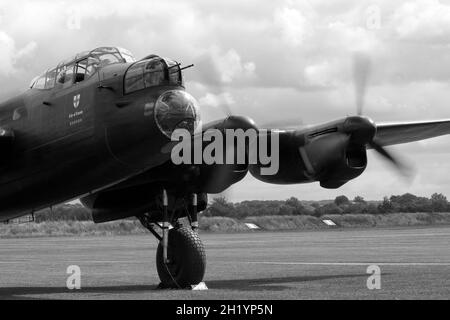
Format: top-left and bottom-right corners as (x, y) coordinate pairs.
(73, 94), (81, 108)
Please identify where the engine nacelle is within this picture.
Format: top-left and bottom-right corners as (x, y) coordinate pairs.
(249, 130), (367, 189)
(318, 139), (367, 189)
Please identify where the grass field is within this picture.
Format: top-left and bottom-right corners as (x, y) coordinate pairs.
(1, 212), (450, 238)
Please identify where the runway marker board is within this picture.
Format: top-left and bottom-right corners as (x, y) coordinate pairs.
(245, 223), (260, 230)
(323, 219), (337, 226)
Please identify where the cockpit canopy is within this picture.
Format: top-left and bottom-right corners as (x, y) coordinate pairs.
(124, 56), (183, 94)
(30, 47), (136, 90)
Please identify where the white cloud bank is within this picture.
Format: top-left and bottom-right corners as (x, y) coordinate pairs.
(1, 0), (450, 200)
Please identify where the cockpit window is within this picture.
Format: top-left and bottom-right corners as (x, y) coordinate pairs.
(86, 57), (100, 75)
(74, 58), (98, 83)
(96, 53), (122, 67)
(45, 68), (57, 89)
(144, 59), (165, 87)
(32, 74), (46, 89)
(30, 69), (57, 90)
(124, 57), (183, 94)
(56, 64), (75, 89)
(118, 47), (136, 63)
(90, 47), (135, 66)
(30, 47), (136, 91)
(75, 59), (88, 83)
(124, 60), (146, 93)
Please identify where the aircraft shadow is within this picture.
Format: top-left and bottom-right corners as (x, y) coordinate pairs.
(0, 285), (156, 300)
(0, 273), (372, 299)
(206, 273), (369, 292)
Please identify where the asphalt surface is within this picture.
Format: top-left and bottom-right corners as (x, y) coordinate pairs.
(0, 226), (449, 299)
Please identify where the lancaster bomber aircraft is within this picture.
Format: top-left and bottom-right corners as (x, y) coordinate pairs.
(1, 46), (450, 288)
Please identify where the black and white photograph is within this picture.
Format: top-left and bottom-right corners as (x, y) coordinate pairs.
(0, 0), (449, 306)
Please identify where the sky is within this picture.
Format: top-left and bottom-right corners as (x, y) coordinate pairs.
(1, 0), (450, 201)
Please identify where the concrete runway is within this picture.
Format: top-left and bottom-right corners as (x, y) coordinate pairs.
(0, 226), (449, 299)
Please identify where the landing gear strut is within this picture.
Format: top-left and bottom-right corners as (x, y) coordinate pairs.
(188, 193), (199, 231)
(162, 189), (169, 264)
(139, 189), (206, 289)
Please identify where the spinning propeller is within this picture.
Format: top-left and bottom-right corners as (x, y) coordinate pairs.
(350, 52), (412, 177)
(255, 52), (412, 178)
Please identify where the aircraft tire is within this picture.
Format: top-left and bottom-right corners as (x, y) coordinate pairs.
(156, 226), (206, 288)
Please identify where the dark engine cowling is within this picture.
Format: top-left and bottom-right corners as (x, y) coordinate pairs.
(318, 138), (367, 189)
(249, 129), (367, 189)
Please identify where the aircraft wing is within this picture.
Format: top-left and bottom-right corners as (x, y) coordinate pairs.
(374, 119), (450, 147)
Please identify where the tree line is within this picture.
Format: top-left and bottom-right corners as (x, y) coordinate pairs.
(27, 192), (450, 222)
(204, 193), (450, 219)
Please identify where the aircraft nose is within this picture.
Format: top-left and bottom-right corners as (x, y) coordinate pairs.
(154, 90), (201, 138)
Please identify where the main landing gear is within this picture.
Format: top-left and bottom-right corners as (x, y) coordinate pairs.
(138, 190), (206, 289)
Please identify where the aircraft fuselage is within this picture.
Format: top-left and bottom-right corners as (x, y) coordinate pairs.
(0, 62), (179, 221)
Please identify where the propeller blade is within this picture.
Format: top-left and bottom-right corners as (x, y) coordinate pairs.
(353, 52), (371, 116)
(369, 141), (413, 178)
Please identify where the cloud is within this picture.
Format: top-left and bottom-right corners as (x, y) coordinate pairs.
(393, 0), (450, 42)
(199, 92), (235, 109)
(304, 60), (340, 87)
(0, 32), (16, 75)
(191, 46), (256, 88)
(0, 31), (37, 76)
(16, 41), (37, 61)
(0, 0), (450, 201)
(274, 7), (313, 46)
(215, 49), (256, 84)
